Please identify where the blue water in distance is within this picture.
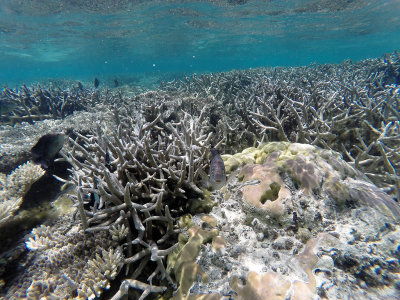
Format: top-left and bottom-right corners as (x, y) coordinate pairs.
(0, 0), (399, 86)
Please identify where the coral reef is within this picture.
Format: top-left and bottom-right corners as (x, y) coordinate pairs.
(1, 52), (400, 299)
(187, 143), (400, 299)
(4, 220), (123, 300)
(0, 104), (116, 173)
(0, 161), (45, 226)
(61, 104), (217, 299)
(161, 51), (400, 200)
(0, 83), (123, 125)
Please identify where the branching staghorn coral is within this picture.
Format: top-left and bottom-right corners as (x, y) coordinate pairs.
(0, 161), (45, 226)
(0, 83), (123, 125)
(62, 104), (216, 299)
(160, 51), (400, 199)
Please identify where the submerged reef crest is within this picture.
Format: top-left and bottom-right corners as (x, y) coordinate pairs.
(1, 51), (400, 299)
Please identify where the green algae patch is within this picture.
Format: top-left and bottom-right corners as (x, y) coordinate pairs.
(260, 182), (281, 204)
(178, 214), (195, 229)
(52, 190), (76, 215)
(222, 142), (292, 173)
(255, 151), (268, 164)
(234, 153), (255, 165)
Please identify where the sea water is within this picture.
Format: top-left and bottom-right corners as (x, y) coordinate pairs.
(0, 0), (399, 86)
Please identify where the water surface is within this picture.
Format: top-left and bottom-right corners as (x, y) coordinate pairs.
(0, 0), (399, 85)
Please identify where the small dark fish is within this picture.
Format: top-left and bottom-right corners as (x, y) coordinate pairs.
(77, 81), (84, 91)
(114, 78), (119, 87)
(83, 192), (100, 209)
(31, 133), (65, 169)
(0, 99), (17, 115)
(94, 77), (100, 88)
(105, 148), (111, 165)
(90, 192), (100, 207)
(210, 148), (226, 190)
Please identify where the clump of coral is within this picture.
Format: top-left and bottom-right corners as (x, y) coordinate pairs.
(0, 83), (123, 125)
(186, 142), (400, 299)
(0, 161), (45, 227)
(62, 104), (217, 298)
(4, 220), (123, 300)
(161, 51), (400, 199)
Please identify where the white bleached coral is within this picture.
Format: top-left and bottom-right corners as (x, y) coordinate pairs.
(0, 196), (23, 227)
(109, 224), (129, 241)
(0, 161), (45, 226)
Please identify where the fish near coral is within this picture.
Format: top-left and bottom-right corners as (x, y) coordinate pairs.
(31, 133), (65, 169)
(94, 77), (100, 88)
(210, 148), (226, 190)
(0, 99), (17, 115)
(77, 81), (84, 91)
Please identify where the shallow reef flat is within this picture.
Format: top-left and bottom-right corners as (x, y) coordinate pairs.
(0, 52), (399, 299)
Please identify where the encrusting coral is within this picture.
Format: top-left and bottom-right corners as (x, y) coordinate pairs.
(0, 161), (45, 226)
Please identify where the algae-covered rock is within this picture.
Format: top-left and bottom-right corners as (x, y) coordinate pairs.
(188, 189), (215, 214)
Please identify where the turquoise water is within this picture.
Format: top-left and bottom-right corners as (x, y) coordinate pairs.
(0, 0), (399, 86)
